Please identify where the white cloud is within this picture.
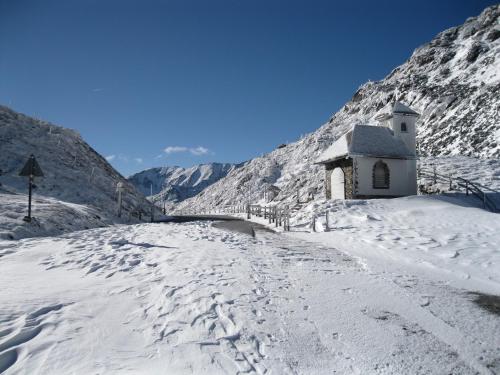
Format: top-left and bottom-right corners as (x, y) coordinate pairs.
(164, 146), (188, 154)
(92, 88), (104, 92)
(105, 155), (116, 161)
(134, 158), (143, 164)
(190, 146), (209, 155)
(163, 146), (211, 156)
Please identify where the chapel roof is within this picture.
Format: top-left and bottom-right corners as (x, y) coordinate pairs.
(316, 124), (415, 164)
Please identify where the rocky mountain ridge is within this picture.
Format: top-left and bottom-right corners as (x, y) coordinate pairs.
(128, 163), (241, 204)
(175, 5), (500, 213)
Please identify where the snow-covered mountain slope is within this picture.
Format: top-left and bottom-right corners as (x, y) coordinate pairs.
(0, 105), (153, 238)
(128, 163), (240, 201)
(176, 5), (500, 213)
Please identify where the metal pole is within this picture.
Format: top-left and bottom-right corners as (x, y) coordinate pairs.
(116, 182), (123, 218)
(27, 174), (33, 221)
(118, 190), (122, 217)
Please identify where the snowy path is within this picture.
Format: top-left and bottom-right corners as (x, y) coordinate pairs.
(0, 222), (498, 374)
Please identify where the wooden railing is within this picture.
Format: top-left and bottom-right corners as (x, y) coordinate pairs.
(246, 204), (291, 231)
(418, 167), (499, 213)
(171, 203), (291, 231)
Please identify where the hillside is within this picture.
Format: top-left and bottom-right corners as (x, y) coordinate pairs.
(0, 105), (153, 239)
(176, 5), (500, 213)
(128, 163), (240, 204)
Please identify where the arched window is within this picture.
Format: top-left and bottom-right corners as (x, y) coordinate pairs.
(401, 122), (407, 132)
(373, 160), (390, 189)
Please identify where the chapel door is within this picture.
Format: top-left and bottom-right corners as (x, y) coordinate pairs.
(331, 168), (345, 199)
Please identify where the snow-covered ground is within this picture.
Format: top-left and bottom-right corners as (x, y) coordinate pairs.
(0, 190), (113, 241)
(1, 194), (499, 374)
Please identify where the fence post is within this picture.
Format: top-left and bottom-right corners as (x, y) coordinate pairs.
(449, 175), (452, 190)
(325, 211), (330, 231)
(247, 204), (251, 219)
(466, 181), (469, 196)
(483, 192), (486, 209)
(312, 216), (316, 232)
(275, 208), (279, 228)
(433, 165), (437, 184)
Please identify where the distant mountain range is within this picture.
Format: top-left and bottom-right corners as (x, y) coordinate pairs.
(174, 4), (500, 213)
(128, 163), (242, 203)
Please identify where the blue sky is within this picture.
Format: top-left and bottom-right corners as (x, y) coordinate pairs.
(0, 0), (496, 176)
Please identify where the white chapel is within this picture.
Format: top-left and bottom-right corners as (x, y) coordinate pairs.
(316, 102), (419, 199)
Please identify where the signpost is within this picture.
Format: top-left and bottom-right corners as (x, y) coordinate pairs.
(19, 154), (44, 222)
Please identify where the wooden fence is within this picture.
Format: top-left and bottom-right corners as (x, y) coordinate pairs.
(246, 204), (291, 231)
(418, 166), (499, 212)
(173, 203), (291, 231)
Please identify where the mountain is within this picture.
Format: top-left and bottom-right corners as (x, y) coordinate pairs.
(128, 163), (241, 203)
(175, 5), (500, 213)
(0, 105), (153, 239)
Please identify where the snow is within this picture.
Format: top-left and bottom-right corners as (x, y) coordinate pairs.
(128, 163), (239, 198)
(0, 6), (499, 372)
(316, 133), (350, 164)
(291, 195), (500, 290)
(176, 5), (500, 214)
(0, 190), (112, 240)
(419, 156), (500, 194)
(316, 124), (415, 163)
(1, 193), (499, 373)
(0, 105), (155, 240)
(349, 125), (413, 158)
